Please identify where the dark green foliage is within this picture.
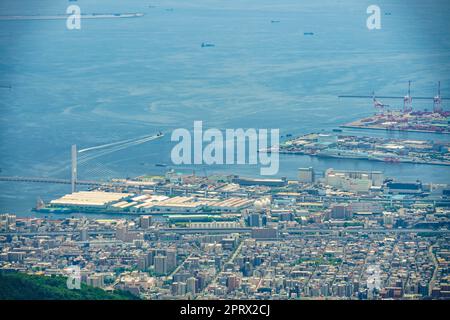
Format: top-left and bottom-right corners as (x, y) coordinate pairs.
(0, 272), (139, 300)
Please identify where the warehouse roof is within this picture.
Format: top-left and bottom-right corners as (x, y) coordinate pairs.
(50, 191), (133, 207)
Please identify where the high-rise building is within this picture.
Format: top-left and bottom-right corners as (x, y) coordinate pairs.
(140, 216), (152, 229)
(186, 277), (197, 294)
(80, 228), (88, 241)
(172, 282), (187, 296)
(8, 252), (24, 262)
(227, 274), (239, 292)
(383, 212), (395, 227)
(166, 249), (177, 272)
(138, 256), (148, 271)
(0, 214), (16, 231)
(330, 204), (352, 220)
(248, 213), (261, 227)
(154, 255), (167, 275)
(147, 249), (156, 266)
(116, 223), (127, 241)
(171, 282), (179, 296)
(178, 282), (187, 296)
(298, 167), (315, 183)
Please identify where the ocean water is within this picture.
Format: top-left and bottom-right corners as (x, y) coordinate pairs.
(0, 0), (449, 215)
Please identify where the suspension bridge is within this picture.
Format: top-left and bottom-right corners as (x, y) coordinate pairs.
(0, 132), (164, 192)
(69, 132), (164, 192)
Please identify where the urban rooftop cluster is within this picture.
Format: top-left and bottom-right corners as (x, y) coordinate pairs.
(1, 166), (449, 299)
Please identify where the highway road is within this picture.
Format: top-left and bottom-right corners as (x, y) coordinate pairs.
(1, 227), (449, 238)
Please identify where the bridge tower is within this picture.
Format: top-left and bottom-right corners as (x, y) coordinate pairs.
(71, 144), (77, 193)
(433, 81), (442, 113)
(403, 80), (413, 113)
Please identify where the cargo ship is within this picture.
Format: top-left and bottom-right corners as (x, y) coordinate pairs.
(368, 153), (411, 163)
(317, 149), (369, 160)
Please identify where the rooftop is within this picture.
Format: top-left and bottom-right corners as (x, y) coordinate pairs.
(50, 191), (133, 207)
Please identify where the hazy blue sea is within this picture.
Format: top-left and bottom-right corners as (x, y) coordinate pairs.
(0, 0), (449, 215)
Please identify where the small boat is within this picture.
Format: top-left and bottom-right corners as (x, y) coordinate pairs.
(304, 32), (314, 36)
(201, 42), (215, 48)
(155, 163), (168, 167)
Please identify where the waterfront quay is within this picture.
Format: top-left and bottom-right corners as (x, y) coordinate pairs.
(341, 110), (450, 134)
(274, 132), (450, 166)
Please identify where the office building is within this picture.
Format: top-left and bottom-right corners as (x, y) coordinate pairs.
(154, 255), (168, 275)
(298, 167), (315, 183)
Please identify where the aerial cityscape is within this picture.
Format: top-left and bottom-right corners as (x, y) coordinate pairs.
(0, 0), (449, 304)
(2, 166), (449, 299)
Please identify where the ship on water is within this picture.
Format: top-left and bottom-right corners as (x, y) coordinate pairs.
(155, 163), (168, 167)
(368, 152), (412, 163)
(317, 149), (369, 160)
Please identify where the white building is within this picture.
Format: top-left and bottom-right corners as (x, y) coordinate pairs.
(324, 168), (384, 192)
